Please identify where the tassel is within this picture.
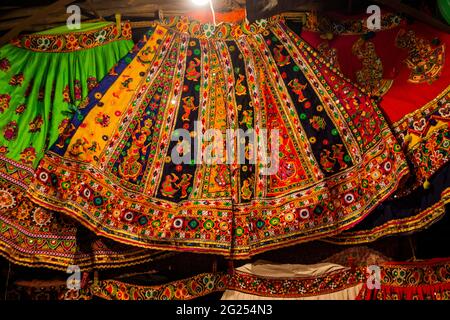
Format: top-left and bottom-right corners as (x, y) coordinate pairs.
(423, 179), (431, 190)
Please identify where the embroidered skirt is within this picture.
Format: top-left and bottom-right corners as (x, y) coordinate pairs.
(297, 12), (450, 243)
(28, 16), (409, 258)
(0, 22), (167, 270)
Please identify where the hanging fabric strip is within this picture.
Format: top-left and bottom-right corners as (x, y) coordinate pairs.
(357, 258), (450, 300)
(223, 262), (366, 300)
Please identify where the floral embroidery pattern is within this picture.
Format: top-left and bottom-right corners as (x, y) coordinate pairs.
(352, 38), (393, 96)
(0, 57), (10, 71)
(396, 29), (445, 84)
(15, 103), (26, 114)
(3, 121), (18, 141)
(29, 115), (44, 133)
(0, 93), (11, 113)
(19, 146), (37, 166)
(87, 76), (98, 91)
(62, 85), (71, 103)
(9, 72), (24, 86)
(95, 112), (110, 127)
(11, 22), (132, 53)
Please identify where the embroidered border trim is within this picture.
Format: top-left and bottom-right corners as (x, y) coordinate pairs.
(10, 22), (132, 53)
(0, 242), (174, 272)
(22, 258), (450, 300)
(155, 15), (283, 40)
(393, 86), (450, 190)
(90, 272), (228, 300)
(227, 267), (367, 298)
(357, 258), (450, 300)
(324, 187), (450, 244)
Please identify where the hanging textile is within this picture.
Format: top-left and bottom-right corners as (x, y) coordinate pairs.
(224, 258), (450, 300)
(12, 257), (450, 300)
(328, 163), (450, 244)
(59, 272), (227, 300)
(26, 16), (408, 258)
(0, 23), (167, 270)
(222, 261), (366, 300)
(89, 272), (227, 300)
(0, 22), (133, 173)
(357, 258), (450, 300)
(294, 12), (450, 243)
(301, 12), (450, 189)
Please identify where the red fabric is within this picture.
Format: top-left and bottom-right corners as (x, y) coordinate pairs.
(301, 20), (450, 123)
(357, 283), (450, 300)
(357, 258), (450, 300)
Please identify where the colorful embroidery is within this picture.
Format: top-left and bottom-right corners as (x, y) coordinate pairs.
(0, 93), (11, 113)
(0, 176), (170, 270)
(87, 76), (98, 91)
(393, 88), (450, 188)
(0, 188), (16, 209)
(0, 58), (10, 71)
(228, 268), (366, 298)
(3, 121), (17, 141)
(29, 115), (44, 133)
(0, 24), (162, 270)
(327, 189), (450, 244)
(396, 29), (445, 84)
(11, 22), (132, 53)
(358, 258), (450, 300)
(95, 112), (111, 127)
(90, 273), (227, 300)
(317, 42), (341, 70)
(27, 18), (409, 258)
(9, 72), (24, 86)
(19, 146), (37, 166)
(62, 85), (71, 103)
(352, 38), (393, 96)
(15, 104), (26, 114)
(158, 15), (280, 40)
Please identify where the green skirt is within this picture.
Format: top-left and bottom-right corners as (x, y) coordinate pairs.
(0, 21), (133, 170)
(0, 22), (166, 270)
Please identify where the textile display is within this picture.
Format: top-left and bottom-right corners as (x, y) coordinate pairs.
(26, 16), (408, 258)
(293, 12), (450, 243)
(88, 272), (227, 300)
(222, 261), (365, 300)
(225, 258), (450, 300)
(357, 257), (450, 300)
(0, 23), (168, 270)
(0, 22), (133, 172)
(12, 256), (450, 300)
(328, 161), (450, 244)
(0, 7), (449, 300)
(301, 12), (450, 188)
